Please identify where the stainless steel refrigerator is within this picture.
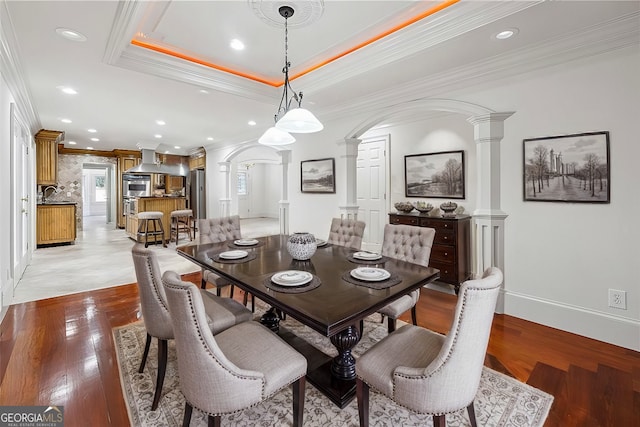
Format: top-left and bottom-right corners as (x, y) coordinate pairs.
(189, 169), (206, 221)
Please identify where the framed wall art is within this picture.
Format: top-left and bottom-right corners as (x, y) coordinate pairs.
(404, 150), (465, 199)
(301, 158), (335, 193)
(523, 131), (610, 203)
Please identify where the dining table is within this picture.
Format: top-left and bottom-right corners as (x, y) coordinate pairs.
(177, 234), (439, 407)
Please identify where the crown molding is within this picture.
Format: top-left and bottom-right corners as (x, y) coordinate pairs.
(320, 12), (640, 123)
(0, 0), (40, 133)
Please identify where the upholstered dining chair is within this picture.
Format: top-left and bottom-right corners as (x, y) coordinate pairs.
(131, 244), (252, 410)
(198, 215), (242, 296)
(377, 223), (436, 333)
(356, 267), (503, 427)
(162, 270), (307, 427)
(327, 217), (366, 249)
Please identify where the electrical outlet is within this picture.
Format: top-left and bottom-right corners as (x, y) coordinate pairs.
(608, 289), (627, 310)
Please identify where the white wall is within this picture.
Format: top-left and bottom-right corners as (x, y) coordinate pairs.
(208, 48), (639, 349)
(0, 73), (15, 319)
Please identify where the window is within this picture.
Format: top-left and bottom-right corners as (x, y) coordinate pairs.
(237, 172), (248, 196)
(95, 175), (107, 202)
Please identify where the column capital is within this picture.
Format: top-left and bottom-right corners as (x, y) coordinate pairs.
(467, 112), (515, 143)
(277, 149), (292, 164)
(218, 161), (231, 172)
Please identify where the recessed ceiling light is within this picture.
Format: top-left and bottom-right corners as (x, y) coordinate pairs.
(55, 27), (87, 42)
(87, 128), (97, 133)
(199, 89), (209, 94)
(68, 141), (77, 145)
(60, 118), (72, 123)
(494, 28), (518, 40)
(154, 134), (162, 139)
(165, 150), (170, 154)
(206, 137), (214, 141)
(90, 138), (99, 142)
(57, 86), (77, 95)
(156, 120), (166, 126)
(248, 120), (256, 126)
(86, 147), (94, 150)
(230, 39), (245, 51)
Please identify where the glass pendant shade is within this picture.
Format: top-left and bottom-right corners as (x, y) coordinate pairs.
(275, 108), (324, 133)
(258, 126), (296, 146)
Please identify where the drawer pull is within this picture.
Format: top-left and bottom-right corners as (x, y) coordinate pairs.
(444, 253), (448, 256)
(443, 236), (448, 240)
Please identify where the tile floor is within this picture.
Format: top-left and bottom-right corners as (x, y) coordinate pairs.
(12, 216), (280, 304)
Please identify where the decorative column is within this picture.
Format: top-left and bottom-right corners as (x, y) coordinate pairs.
(218, 161), (231, 217)
(467, 112), (514, 313)
(278, 150), (291, 235)
(337, 137), (361, 219)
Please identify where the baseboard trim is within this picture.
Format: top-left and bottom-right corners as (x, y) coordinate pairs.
(504, 290), (639, 351)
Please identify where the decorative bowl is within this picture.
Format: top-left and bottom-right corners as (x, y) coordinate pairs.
(439, 202), (458, 217)
(413, 201), (434, 213)
(394, 202), (415, 213)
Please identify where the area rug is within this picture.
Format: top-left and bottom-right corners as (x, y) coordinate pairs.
(113, 311), (553, 427)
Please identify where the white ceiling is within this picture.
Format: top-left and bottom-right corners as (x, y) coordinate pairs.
(4, 1), (639, 155)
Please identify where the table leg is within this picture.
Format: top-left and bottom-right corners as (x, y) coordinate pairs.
(330, 324), (361, 380)
(260, 307), (280, 332)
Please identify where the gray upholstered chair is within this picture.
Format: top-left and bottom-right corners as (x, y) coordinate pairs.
(356, 267), (503, 427)
(377, 223), (436, 333)
(327, 217), (366, 249)
(162, 270), (307, 427)
(198, 215), (242, 296)
(131, 244), (252, 410)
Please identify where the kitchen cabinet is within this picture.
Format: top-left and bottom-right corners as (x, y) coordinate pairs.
(37, 203), (77, 246)
(389, 212), (471, 293)
(35, 129), (64, 185)
(189, 152), (206, 170)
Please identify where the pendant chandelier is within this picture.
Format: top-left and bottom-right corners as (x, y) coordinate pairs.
(258, 5), (323, 146)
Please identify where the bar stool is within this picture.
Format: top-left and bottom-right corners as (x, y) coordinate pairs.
(137, 211), (166, 248)
(170, 209), (194, 244)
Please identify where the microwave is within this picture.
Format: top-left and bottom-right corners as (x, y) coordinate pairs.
(123, 173), (151, 197)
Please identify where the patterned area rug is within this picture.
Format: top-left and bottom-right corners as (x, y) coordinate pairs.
(113, 310), (553, 426)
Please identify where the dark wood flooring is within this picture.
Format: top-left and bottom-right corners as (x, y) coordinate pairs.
(1, 272), (638, 426)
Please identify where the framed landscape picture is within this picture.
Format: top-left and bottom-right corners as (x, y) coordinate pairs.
(523, 131), (610, 203)
(301, 158), (335, 193)
(404, 150), (465, 199)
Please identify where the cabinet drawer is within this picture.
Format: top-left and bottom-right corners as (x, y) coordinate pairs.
(389, 215), (419, 226)
(430, 245), (456, 264)
(433, 229), (455, 245)
(420, 218), (455, 232)
(429, 260), (457, 283)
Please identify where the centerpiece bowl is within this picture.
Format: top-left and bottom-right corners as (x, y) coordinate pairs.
(394, 202), (415, 213)
(414, 201), (434, 213)
(439, 202), (458, 217)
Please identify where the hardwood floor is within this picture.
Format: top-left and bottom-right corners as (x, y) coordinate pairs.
(1, 273), (638, 426)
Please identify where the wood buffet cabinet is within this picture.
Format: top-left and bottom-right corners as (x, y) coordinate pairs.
(389, 212), (471, 293)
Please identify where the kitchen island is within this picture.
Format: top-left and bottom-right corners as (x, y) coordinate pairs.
(125, 196), (187, 244)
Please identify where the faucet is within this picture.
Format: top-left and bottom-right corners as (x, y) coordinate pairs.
(42, 186), (57, 203)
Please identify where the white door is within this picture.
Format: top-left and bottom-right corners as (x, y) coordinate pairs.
(357, 136), (389, 252)
(10, 104), (32, 291)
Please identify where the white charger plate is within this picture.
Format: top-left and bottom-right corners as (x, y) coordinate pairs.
(353, 251), (382, 261)
(234, 239), (259, 246)
(316, 239), (327, 247)
(219, 250), (249, 260)
(350, 267), (390, 282)
(271, 270), (313, 287)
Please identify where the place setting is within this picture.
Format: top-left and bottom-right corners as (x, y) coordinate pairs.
(264, 270), (321, 293)
(342, 266), (401, 289)
(227, 238), (265, 249)
(347, 250), (389, 265)
(315, 238), (330, 248)
(207, 249), (257, 264)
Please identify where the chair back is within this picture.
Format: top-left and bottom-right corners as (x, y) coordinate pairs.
(380, 224), (435, 267)
(393, 267), (503, 413)
(327, 217), (366, 249)
(161, 271), (264, 413)
(131, 244), (173, 339)
(198, 216), (242, 244)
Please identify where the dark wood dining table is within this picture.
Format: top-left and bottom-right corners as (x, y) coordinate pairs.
(177, 234), (439, 407)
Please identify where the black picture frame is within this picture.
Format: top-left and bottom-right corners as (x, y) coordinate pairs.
(523, 131), (610, 203)
(404, 150), (465, 199)
(301, 158), (335, 193)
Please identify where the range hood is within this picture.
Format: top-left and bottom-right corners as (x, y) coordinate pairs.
(125, 149), (187, 176)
